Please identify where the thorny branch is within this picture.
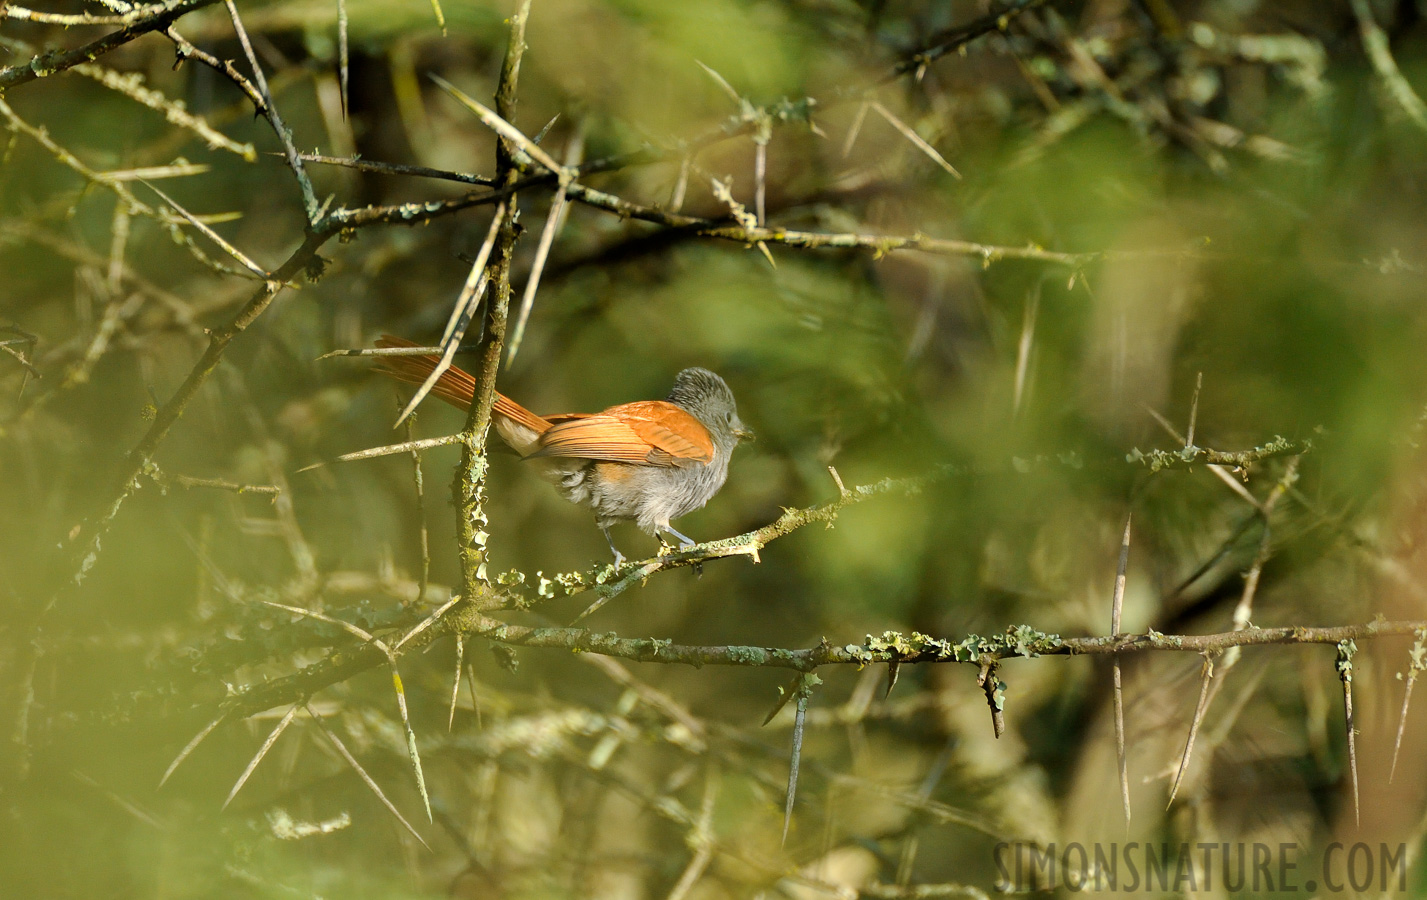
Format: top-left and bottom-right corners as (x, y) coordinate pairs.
(0, 0), (222, 91)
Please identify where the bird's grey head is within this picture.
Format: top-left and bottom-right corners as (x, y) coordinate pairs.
(667, 367), (754, 446)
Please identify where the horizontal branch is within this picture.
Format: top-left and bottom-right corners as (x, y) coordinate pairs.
(221, 608), (1427, 722)
(492, 437), (1310, 612)
(455, 616), (1427, 672)
(1125, 436), (1308, 471)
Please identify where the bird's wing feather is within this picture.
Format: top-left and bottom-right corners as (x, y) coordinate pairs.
(527, 401), (713, 466)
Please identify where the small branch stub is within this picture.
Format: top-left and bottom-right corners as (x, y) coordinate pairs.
(978, 658), (1006, 739)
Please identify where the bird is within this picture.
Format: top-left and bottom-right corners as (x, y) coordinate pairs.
(373, 336), (753, 566)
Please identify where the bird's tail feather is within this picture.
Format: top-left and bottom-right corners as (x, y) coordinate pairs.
(373, 336), (550, 440)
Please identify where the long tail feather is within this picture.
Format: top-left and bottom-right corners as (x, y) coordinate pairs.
(374, 336), (550, 437)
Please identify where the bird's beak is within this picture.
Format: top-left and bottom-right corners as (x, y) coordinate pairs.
(735, 426), (756, 443)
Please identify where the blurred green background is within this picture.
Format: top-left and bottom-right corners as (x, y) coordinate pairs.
(4, 0), (1427, 897)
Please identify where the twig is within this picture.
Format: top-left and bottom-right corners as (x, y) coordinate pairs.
(1185, 372), (1203, 447)
(141, 180), (268, 278)
(429, 74), (564, 174)
(1350, 0), (1427, 132)
(883, 0), (1053, 83)
(73, 62), (254, 159)
(977, 659), (1006, 738)
(869, 101), (960, 178)
(298, 433), (466, 471)
(320, 344), (475, 360)
(406, 416), (431, 602)
(1166, 654), (1214, 808)
(221, 0), (319, 222)
(293, 153), (496, 187)
(506, 181), (569, 367)
(159, 713), (226, 787)
(1337, 640), (1360, 827)
(164, 26), (267, 114)
(0, 0), (223, 91)
(258, 600), (433, 822)
(1012, 285), (1039, 416)
(2, 6), (156, 25)
(782, 673), (818, 846)
(335, 0), (349, 118)
(305, 703), (430, 849)
(394, 204), (505, 427)
(507, 124), (584, 366)
(1110, 511), (1132, 825)
(447, 636), (465, 732)
(1390, 629), (1427, 782)
(223, 704), (298, 809)
(170, 475), (281, 495)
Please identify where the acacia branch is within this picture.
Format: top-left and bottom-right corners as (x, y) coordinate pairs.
(219, 608), (1427, 721)
(0, 0), (221, 91)
(452, 0), (531, 603)
(490, 437), (1309, 612)
(884, 0), (1054, 83)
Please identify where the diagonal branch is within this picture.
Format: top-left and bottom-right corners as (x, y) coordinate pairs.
(0, 0), (221, 91)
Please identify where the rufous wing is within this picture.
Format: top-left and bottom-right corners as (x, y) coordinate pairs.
(527, 401), (714, 467)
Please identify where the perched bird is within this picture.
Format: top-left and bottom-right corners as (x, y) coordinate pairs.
(374, 336), (753, 565)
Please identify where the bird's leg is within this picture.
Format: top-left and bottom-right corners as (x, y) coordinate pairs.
(600, 525), (626, 569)
(662, 525), (696, 550)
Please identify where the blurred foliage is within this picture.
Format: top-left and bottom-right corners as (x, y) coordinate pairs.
(4, 0), (1427, 897)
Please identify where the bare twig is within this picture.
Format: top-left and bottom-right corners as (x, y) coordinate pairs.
(506, 182), (569, 367)
(1350, 0), (1427, 132)
(223, 704), (298, 809)
(1185, 372), (1203, 447)
(883, 0), (1053, 83)
(141, 180), (268, 278)
(305, 704), (430, 849)
(159, 713), (226, 787)
(299, 433), (466, 471)
(1166, 654), (1214, 807)
(869, 101), (961, 178)
(430, 73), (564, 174)
(447, 636), (465, 732)
(1337, 640), (1360, 826)
(0, 0), (223, 91)
(1111, 511), (1132, 825)
(335, 0), (349, 118)
(782, 674), (817, 846)
(169, 475), (281, 495)
(1390, 629), (1427, 782)
(221, 0), (319, 222)
(393, 204), (505, 427)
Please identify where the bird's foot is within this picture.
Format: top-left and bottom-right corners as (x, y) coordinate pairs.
(600, 524), (626, 569)
(662, 525), (697, 551)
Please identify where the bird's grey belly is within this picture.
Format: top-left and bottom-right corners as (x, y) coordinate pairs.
(579, 463), (729, 534)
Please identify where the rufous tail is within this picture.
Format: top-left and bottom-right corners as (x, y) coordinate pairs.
(373, 335), (550, 436)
